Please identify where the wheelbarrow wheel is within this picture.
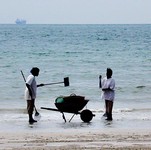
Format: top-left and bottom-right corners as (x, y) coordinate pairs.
(80, 109), (93, 123)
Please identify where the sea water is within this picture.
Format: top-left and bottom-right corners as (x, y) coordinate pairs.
(0, 24), (151, 131)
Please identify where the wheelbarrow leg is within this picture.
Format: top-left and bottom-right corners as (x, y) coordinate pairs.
(69, 114), (75, 122)
(62, 112), (66, 122)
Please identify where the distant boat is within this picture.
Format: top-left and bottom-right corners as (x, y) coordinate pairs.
(15, 19), (26, 25)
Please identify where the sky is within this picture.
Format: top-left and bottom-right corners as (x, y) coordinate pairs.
(0, 0), (151, 24)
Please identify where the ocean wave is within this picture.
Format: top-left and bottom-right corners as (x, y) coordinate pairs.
(91, 108), (151, 113)
(65, 51), (84, 54)
(116, 108), (151, 113)
(97, 37), (108, 41)
(90, 108), (132, 113)
(0, 108), (27, 114)
(136, 85), (146, 88)
(131, 108), (151, 112)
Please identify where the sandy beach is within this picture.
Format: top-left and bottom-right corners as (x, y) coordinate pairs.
(0, 129), (151, 150)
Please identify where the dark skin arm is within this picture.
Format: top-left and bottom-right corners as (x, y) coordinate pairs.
(99, 75), (113, 91)
(102, 88), (114, 91)
(37, 84), (44, 87)
(26, 84), (34, 100)
(99, 75), (102, 88)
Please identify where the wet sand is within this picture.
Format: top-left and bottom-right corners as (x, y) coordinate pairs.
(0, 129), (151, 150)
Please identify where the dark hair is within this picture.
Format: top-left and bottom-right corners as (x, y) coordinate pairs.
(107, 68), (113, 76)
(30, 67), (40, 75)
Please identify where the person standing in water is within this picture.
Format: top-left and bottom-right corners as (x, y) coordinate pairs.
(99, 68), (115, 121)
(24, 67), (44, 123)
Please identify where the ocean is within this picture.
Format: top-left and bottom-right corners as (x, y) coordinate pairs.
(0, 24), (151, 131)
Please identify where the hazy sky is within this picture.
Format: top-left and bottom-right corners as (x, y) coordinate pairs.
(0, 0), (151, 24)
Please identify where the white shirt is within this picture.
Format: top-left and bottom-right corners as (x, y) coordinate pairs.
(101, 77), (115, 101)
(24, 74), (37, 100)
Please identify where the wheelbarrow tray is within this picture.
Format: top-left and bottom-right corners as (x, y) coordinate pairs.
(55, 95), (88, 114)
(41, 95), (94, 122)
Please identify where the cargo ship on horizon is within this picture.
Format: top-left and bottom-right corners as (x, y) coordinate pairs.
(15, 19), (26, 25)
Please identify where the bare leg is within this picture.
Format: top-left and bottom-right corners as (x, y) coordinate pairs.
(103, 100), (108, 117)
(106, 100), (113, 121)
(27, 100), (37, 123)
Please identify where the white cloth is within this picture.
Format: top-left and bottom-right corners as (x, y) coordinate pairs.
(101, 77), (115, 101)
(24, 74), (37, 100)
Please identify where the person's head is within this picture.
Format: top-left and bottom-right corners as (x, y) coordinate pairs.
(106, 68), (113, 79)
(30, 67), (40, 76)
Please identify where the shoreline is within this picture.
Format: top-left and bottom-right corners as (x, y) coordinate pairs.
(0, 129), (151, 149)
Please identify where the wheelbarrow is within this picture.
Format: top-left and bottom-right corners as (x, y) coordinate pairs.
(41, 94), (95, 122)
